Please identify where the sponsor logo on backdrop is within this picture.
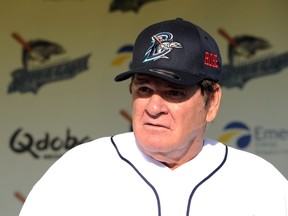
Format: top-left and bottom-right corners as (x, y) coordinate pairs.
(218, 121), (288, 155)
(10, 128), (91, 159)
(8, 33), (91, 94)
(218, 121), (251, 148)
(109, 0), (164, 13)
(111, 44), (133, 67)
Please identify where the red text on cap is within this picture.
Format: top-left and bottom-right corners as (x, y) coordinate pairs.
(204, 52), (218, 68)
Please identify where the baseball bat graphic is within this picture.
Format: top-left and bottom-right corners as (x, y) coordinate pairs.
(12, 32), (43, 61)
(218, 28), (249, 56)
(218, 28), (239, 48)
(14, 191), (26, 204)
(153, 35), (163, 45)
(12, 32), (33, 52)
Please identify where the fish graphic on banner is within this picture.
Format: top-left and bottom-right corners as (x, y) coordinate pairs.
(218, 28), (288, 88)
(8, 33), (91, 94)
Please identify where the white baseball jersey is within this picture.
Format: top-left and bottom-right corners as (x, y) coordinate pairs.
(19, 132), (288, 216)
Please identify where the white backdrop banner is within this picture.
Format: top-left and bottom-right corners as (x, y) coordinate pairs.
(0, 0), (287, 215)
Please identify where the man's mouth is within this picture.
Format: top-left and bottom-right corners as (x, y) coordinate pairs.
(144, 123), (168, 129)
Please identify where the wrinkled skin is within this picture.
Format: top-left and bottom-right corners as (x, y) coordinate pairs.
(131, 74), (222, 169)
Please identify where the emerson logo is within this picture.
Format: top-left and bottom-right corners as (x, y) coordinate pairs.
(218, 121), (251, 148)
(218, 121), (288, 155)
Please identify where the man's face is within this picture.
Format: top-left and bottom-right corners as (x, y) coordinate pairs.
(131, 74), (220, 167)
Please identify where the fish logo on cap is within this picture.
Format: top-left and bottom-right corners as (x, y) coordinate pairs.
(143, 32), (182, 63)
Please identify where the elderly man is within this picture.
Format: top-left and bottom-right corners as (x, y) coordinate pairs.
(19, 18), (288, 216)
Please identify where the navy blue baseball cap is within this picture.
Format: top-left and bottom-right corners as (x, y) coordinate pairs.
(114, 18), (222, 85)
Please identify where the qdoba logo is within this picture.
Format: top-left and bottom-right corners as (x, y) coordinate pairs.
(10, 128), (91, 159)
(218, 121), (288, 155)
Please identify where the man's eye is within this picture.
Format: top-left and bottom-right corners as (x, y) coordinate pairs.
(139, 86), (151, 92)
(136, 86), (153, 97)
(167, 90), (185, 97)
(163, 90), (188, 102)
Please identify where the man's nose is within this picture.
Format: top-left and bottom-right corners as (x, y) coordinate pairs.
(145, 94), (168, 117)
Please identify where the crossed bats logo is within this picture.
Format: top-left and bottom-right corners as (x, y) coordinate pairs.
(143, 32), (182, 63)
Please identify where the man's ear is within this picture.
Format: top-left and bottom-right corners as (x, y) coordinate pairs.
(206, 84), (222, 122)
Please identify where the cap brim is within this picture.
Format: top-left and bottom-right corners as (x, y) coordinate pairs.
(114, 68), (204, 86)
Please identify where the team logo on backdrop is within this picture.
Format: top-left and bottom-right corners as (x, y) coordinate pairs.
(143, 32), (182, 63)
(218, 121), (288, 156)
(8, 32), (91, 94)
(109, 0), (164, 13)
(218, 28), (288, 89)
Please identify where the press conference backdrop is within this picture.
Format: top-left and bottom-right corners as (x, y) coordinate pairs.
(1, 0), (287, 215)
